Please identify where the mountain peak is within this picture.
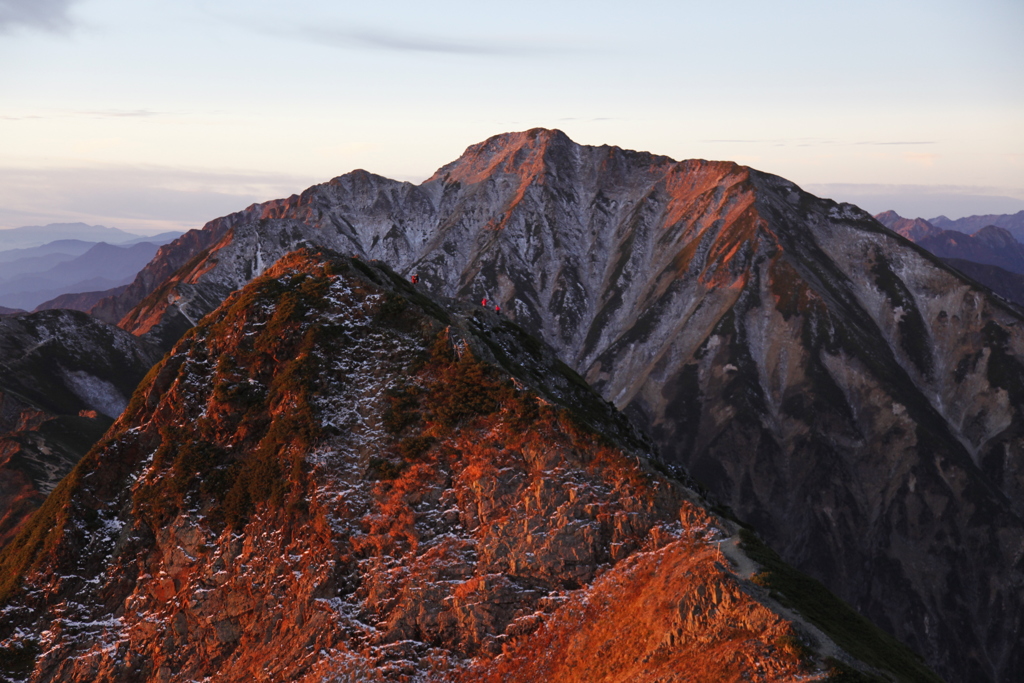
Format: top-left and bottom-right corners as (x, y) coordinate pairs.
(429, 128), (684, 188)
(0, 248), (940, 682)
(874, 210), (942, 241)
(69, 132), (1024, 682)
(429, 128), (575, 186)
(972, 224), (1019, 248)
(874, 209), (904, 224)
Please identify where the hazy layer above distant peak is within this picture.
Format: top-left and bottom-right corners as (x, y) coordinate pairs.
(805, 183), (1024, 220)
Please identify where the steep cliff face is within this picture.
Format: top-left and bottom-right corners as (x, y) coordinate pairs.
(0, 251), (935, 682)
(89, 129), (1024, 681)
(0, 310), (157, 548)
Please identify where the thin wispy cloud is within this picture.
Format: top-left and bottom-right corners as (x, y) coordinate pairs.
(298, 25), (571, 57)
(81, 109), (164, 118)
(0, 0), (77, 33)
(1, 109), (169, 121)
(702, 138), (937, 146)
(854, 141), (937, 146)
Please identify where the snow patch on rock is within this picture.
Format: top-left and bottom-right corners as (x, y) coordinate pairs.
(62, 370), (128, 418)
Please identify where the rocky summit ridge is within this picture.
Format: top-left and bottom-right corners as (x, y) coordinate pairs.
(78, 128), (1024, 682)
(0, 250), (937, 682)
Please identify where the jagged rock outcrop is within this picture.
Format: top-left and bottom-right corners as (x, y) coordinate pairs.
(0, 310), (158, 548)
(0, 251), (938, 682)
(85, 129), (1024, 681)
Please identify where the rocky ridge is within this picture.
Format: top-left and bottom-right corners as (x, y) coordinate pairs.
(83, 129), (1024, 682)
(32, 286), (129, 315)
(0, 251), (939, 682)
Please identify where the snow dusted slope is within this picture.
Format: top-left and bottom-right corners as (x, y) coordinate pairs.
(0, 251), (939, 682)
(92, 129), (1024, 682)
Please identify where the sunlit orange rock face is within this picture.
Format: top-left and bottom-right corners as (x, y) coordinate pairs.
(0, 251), (911, 682)
(466, 546), (801, 683)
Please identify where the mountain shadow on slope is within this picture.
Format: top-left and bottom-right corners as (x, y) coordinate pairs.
(0, 309), (158, 548)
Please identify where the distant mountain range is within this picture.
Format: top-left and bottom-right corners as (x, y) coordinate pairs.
(0, 239), (99, 264)
(929, 210), (1024, 242)
(33, 285), (130, 314)
(0, 223), (180, 251)
(875, 210), (1024, 306)
(0, 227), (182, 311)
(0, 242), (160, 310)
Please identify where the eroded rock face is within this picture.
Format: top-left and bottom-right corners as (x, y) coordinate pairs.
(88, 129), (1024, 681)
(0, 310), (158, 547)
(0, 252), (936, 682)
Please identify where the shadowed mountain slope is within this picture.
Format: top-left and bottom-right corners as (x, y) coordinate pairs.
(88, 129), (1024, 682)
(0, 310), (158, 548)
(942, 258), (1024, 308)
(33, 285), (129, 314)
(0, 250), (939, 682)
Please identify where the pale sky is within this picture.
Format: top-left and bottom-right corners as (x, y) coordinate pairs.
(1, 0), (1022, 233)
